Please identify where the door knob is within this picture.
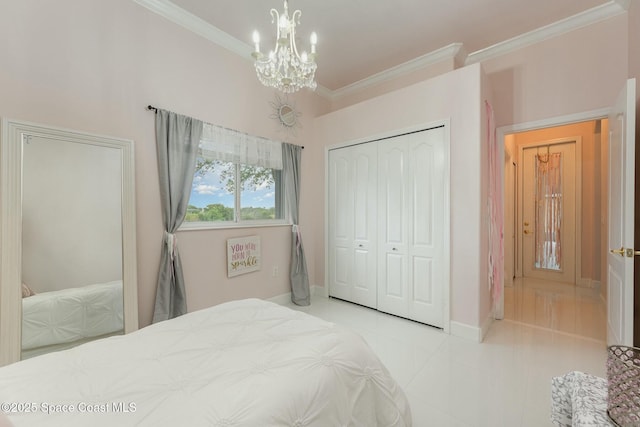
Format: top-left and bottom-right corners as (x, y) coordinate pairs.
(523, 230), (531, 235)
(609, 247), (640, 257)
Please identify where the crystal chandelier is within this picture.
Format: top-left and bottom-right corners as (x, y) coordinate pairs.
(251, 0), (318, 93)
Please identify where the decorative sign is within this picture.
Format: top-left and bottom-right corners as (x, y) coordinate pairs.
(227, 236), (261, 277)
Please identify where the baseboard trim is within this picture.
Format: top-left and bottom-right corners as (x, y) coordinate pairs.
(578, 278), (601, 290)
(267, 285), (324, 306)
(450, 314), (494, 343)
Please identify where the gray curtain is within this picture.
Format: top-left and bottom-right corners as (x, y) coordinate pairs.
(152, 109), (203, 323)
(282, 143), (310, 305)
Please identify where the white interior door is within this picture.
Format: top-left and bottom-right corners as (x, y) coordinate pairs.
(607, 78), (636, 347)
(521, 142), (576, 283)
(328, 144), (377, 308)
(378, 127), (446, 327)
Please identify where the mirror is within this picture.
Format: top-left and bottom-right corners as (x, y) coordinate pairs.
(278, 105), (297, 128)
(270, 95), (300, 133)
(0, 119), (138, 365)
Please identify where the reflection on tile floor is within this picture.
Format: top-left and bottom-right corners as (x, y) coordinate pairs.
(283, 294), (607, 427)
(504, 277), (606, 342)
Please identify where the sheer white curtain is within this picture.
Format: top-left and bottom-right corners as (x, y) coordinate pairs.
(200, 123), (282, 169)
(535, 152), (563, 270)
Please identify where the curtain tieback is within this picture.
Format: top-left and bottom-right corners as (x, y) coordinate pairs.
(165, 231), (177, 261)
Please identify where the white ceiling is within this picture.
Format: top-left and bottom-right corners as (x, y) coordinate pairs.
(164, 0), (619, 92)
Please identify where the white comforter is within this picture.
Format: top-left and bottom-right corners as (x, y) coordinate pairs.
(22, 280), (123, 351)
(0, 298), (411, 426)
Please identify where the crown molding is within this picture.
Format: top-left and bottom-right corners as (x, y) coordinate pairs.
(614, 0), (631, 10)
(133, 0), (251, 58)
(133, 0), (628, 100)
(328, 43), (465, 100)
(465, 1), (628, 65)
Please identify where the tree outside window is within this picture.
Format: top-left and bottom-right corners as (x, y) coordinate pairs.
(185, 157), (283, 224)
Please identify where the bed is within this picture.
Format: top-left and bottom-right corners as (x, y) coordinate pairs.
(0, 298), (412, 426)
(21, 280), (124, 358)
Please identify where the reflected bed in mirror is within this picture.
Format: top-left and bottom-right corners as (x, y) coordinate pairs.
(21, 280), (123, 359)
(0, 119), (138, 365)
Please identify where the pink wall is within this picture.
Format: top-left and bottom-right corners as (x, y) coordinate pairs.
(0, 0), (328, 327)
(480, 69), (495, 329)
(630, 3), (640, 84)
(314, 64), (486, 329)
(482, 15), (628, 128)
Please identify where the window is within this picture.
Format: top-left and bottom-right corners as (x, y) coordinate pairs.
(182, 124), (285, 228)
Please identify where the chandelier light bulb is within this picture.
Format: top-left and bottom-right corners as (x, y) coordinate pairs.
(310, 32), (317, 54)
(252, 31), (260, 54)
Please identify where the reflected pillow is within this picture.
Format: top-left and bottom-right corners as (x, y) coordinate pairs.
(21, 283), (36, 298)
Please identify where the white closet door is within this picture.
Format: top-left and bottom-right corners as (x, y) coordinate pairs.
(328, 144), (377, 308)
(377, 137), (409, 316)
(378, 127), (445, 327)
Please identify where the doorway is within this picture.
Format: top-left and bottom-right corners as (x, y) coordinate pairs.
(503, 119), (608, 341)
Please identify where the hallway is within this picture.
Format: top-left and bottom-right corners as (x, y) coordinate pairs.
(504, 278), (606, 342)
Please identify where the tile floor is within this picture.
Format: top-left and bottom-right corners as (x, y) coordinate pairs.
(504, 277), (607, 341)
(283, 290), (608, 427)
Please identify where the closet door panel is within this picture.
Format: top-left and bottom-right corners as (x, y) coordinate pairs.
(328, 151), (353, 301)
(378, 138), (409, 318)
(407, 129), (445, 326)
(328, 145), (377, 308)
(351, 146), (378, 308)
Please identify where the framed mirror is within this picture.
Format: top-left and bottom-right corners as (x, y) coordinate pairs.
(0, 119), (138, 365)
(270, 94), (301, 134)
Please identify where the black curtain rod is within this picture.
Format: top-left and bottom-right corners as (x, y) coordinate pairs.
(146, 104), (304, 149)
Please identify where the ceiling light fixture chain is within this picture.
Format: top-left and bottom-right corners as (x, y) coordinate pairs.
(251, 0), (318, 93)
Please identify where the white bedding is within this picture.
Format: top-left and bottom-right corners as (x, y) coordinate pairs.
(1, 298), (411, 426)
(21, 280), (123, 352)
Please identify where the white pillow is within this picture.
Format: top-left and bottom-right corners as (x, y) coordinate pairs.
(21, 282), (36, 298)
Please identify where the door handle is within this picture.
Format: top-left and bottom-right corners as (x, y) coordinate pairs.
(610, 247), (625, 256)
(523, 230), (531, 235)
(609, 247), (640, 257)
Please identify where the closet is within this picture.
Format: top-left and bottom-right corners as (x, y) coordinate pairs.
(327, 125), (448, 328)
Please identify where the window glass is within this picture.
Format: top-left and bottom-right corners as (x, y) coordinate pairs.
(240, 165), (281, 221)
(185, 158), (235, 223)
(185, 157), (284, 225)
